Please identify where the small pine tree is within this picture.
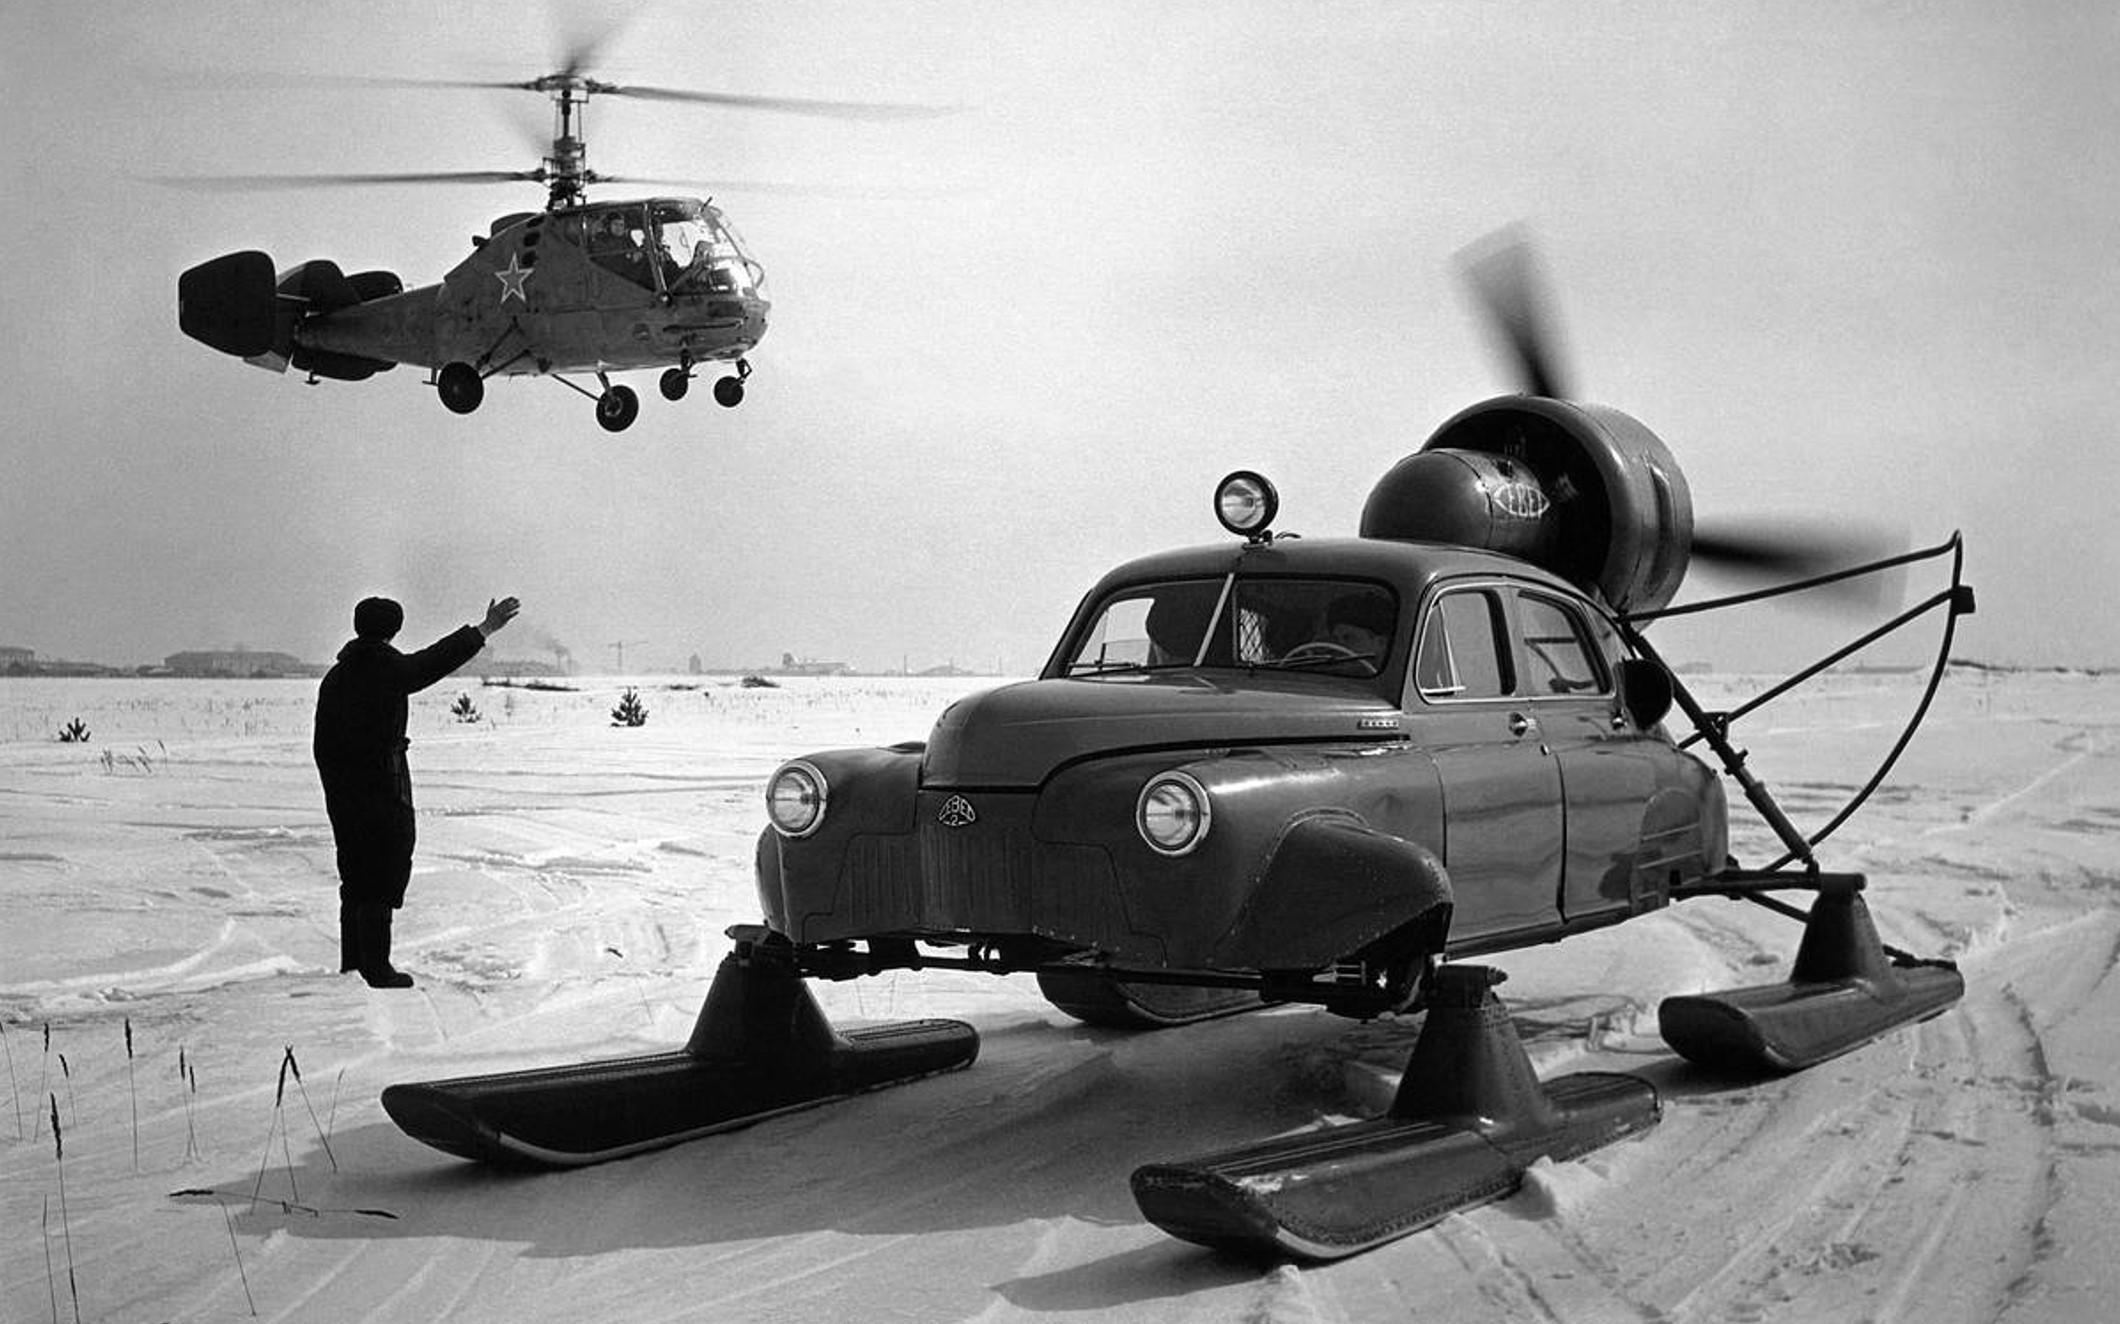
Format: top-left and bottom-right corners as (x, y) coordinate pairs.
(58, 717), (90, 743)
(450, 692), (482, 723)
(611, 687), (649, 727)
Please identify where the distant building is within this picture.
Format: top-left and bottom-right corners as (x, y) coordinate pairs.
(4, 646), (124, 677)
(463, 655), (563, 678)
(772, 651), (852, 677)
(163, 649), (316, 678)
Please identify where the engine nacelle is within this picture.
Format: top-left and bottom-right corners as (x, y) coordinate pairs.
(1359, 396), (1693, 616)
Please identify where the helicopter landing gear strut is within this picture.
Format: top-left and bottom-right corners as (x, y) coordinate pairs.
(437, 361), (484, 415)
(660, 351), (694, 402)
(594, 373), (641, 433)
(714, 358), (751, 408)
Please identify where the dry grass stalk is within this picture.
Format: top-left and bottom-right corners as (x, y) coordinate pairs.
(125, 1019), (138, 1174)
(179, 1047), (200, 1162)
(1, 1020), (22, 1140)
(32, 1023), (49, 1139)
(218, 1198), (258, 1317)
(284, 1048), (338, 1172)
(50, 1096), (81, 1324)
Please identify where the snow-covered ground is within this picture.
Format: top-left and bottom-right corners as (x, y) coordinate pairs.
(2, 668), (2114, 1323)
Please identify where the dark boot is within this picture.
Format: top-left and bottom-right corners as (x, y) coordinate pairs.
(339, 901), (359, 973)
(356, 904), (414, 989)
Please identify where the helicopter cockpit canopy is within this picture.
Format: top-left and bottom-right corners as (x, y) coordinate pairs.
(653, 200), (765, 297)
(550, 199), (766, 298)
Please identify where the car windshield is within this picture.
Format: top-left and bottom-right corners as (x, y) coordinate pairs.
(1061, 577), (1397, 678)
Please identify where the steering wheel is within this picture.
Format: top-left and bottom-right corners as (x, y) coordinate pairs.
(1279, 641), (1359, 664)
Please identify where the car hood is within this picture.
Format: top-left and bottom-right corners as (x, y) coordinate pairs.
(922, 674), (1403, 789)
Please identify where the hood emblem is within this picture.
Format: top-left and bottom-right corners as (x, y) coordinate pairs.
(937, 795), (978, 828)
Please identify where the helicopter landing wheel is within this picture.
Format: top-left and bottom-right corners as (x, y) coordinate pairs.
(596, 384), (641, 432)
(437, 362), (484, 415)
(659, 367), (691, 402)
(713, 375), (745, 408)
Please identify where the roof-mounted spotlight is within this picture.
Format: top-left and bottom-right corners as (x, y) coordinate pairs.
(1215, 471), (1279, 543)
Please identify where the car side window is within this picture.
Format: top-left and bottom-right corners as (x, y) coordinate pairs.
(1517, 593), (1608, 695)
(1412, 589), (1511, 702)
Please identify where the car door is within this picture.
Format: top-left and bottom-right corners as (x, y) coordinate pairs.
(1405, 583), (1563, 944)
(1512, 588), (1655, 921)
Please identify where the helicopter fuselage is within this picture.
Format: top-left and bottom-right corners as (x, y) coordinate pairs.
(297, 197), (769, 376)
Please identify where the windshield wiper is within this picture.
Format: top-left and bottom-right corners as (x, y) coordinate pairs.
(1067, 660), (1149, 676)
(1068, 659), (1204, 677)
(1266, 651), (1381, 674)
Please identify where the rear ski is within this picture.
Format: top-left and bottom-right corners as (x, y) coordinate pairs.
(1660, 875), (1963, 1073)
(1132, 965), (1659, 1259)
(382, 937), (977, 1167)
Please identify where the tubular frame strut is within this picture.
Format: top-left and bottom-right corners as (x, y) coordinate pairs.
(1617, 533), (1975, 950)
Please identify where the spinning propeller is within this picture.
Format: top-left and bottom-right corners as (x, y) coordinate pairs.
(1457, 227), (1898, 594)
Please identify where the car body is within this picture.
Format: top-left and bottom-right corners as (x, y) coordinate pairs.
(756, 527), (1727, 1016)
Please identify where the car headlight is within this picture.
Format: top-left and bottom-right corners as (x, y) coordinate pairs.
(1137, 771), (1211, 856)
(766, 761), (828, 838)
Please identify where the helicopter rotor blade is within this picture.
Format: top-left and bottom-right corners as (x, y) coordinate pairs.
(1458, 225), (1573, 401)
(595, 173), (962, 200)
(150, 169), (547, 192)
(551, 0), (640, 81)
(597, 84), (958, 120)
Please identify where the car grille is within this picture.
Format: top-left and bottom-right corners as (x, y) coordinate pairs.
(817, 796), (1142, 955)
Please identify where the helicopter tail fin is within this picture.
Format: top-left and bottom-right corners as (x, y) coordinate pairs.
(178, 250), (280, 359)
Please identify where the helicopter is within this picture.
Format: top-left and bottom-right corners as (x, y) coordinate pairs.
(174, 63), (944, 431)
(377, 233), (1976, 1258)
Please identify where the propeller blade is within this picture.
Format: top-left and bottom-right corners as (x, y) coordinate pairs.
(599, 84), (958, 120)
(1458, 226), (1573, 400)
(1689, 517), (1909, 609)
(1690, 521), (1882, 579)
(150, 169), (545, 192)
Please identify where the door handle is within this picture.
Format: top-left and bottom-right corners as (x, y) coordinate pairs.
(1508, 712), (1537, 738)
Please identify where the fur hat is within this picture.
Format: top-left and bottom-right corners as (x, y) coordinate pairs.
(353, 596), (404, 640)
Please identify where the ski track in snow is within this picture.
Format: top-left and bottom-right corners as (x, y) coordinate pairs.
(2, 672), (2117, 1322)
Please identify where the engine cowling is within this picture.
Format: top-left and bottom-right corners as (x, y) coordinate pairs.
(1358, 396), (1694, 616)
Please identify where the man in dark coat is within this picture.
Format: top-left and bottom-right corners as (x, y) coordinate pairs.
(315, 594), (519, 988)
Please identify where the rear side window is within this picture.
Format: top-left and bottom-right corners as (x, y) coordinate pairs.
(1517, 594), (1608, 695)
(1413, 589), (1511, 701)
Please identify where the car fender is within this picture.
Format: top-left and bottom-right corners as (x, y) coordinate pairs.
(1208, 810), (1454, 971)
(755, 744), (923, 934)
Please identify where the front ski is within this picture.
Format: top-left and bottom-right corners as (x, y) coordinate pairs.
(382, 938), (977, 1168)
(1133, 965), (1659, 1259)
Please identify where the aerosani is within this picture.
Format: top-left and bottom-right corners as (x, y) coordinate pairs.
(383, 233), (1973, 1259)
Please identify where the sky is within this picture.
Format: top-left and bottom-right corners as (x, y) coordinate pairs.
(3, 0), (2115, 675)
